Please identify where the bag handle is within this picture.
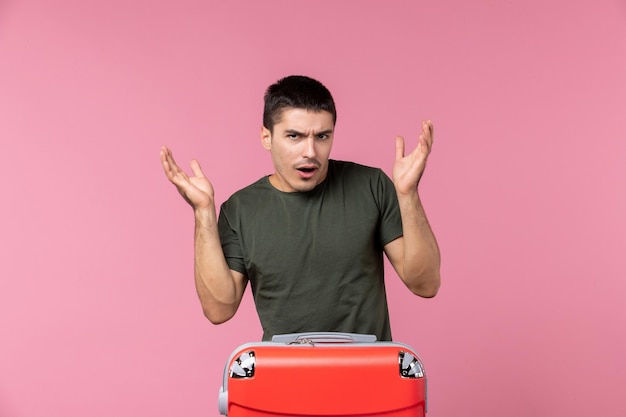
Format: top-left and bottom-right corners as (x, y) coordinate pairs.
(271, 332), (377, 344)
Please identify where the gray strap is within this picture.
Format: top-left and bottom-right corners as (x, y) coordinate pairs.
(271, 332), (377, 344)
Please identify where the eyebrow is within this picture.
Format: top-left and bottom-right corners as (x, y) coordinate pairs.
(284, 129), (334, 136)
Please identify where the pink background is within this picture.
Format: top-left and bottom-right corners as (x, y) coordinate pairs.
(1, 0), (625, 416)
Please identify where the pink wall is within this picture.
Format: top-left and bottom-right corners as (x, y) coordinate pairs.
(1, 0), (625, 416)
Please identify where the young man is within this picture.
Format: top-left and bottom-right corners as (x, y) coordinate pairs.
(161, 75), (440, 341)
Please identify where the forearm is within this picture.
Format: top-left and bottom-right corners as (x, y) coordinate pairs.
(193, 208), (244, 323)
(396, 191), (441, 297)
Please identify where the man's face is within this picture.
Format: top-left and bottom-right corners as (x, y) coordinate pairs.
(261, 108), (334, 193)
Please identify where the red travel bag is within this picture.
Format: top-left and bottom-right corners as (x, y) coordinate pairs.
(218, 332), (428, 417)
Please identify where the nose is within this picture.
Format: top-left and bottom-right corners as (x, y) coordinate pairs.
(302, 136), (317, 159)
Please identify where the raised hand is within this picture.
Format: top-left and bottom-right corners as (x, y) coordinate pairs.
(160, 146), (214, 210)
(392, 120), (434, 195)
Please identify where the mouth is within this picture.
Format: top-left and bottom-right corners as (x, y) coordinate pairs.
(296, 164), (319, 179)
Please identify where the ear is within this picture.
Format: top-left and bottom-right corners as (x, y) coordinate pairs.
(261, 126), (272, 150)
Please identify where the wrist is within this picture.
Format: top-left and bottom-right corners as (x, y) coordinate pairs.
(194, 206), (217, 225)
(395, 185), (420, 200)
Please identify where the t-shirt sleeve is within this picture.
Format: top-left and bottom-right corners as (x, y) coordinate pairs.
(376, 169), (403, 247)
(217, 201), (247, 275)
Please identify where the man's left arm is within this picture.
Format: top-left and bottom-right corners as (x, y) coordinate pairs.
(384, 120), (441, 298)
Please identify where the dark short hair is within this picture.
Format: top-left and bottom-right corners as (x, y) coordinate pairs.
(263, 75), (337, 131)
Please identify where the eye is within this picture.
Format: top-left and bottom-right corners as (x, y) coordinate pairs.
(317, 134), (328, 140)
(287, 133), (299, 140)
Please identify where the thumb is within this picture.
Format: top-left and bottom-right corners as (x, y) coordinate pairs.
(395, 136), (405, 161)
(189, 159), (205, 178)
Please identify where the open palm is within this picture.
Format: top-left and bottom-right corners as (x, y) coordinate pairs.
(392, 120), (434, 195)
(160, 146), (214, 210)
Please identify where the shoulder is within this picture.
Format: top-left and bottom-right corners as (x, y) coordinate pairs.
(328, 160), (392, 188)
(232, 176), (270, 195)
(221, 176), (271, 211)
(329, 159), (386, 179)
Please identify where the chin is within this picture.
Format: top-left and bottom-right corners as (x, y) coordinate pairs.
(294, 184), (316, 193)
(293, 180), (319, 193)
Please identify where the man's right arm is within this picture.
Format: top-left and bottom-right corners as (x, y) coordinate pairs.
(160, 146), (247, 323)
(193, 208), (247, 323)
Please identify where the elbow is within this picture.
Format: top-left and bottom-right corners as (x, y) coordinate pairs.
(413, 285), (439, 298)
(410, 284), (440, 298)
(205, 313), (228, 325)
(201, 306), (236, 325)
(407, 271), (441, 298)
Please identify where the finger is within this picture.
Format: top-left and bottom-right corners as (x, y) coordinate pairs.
(160, 146), (170, 166)
(420, 121), (433, 152)
(423, 120), (434, 146)
(416, 133), (431, 158)
(421, 121), (429, 139)
(164, 161), (188, 185)
(162, 157), (179, 181)
(161, 149), (191, 185)
(161, 145), (172, 160)
(395, 136), (406, 160)
(161, 146), (175, 168)
(160, 147), (177, 179)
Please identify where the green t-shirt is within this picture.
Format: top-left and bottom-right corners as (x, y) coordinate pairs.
(218, 160), (403, 341)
